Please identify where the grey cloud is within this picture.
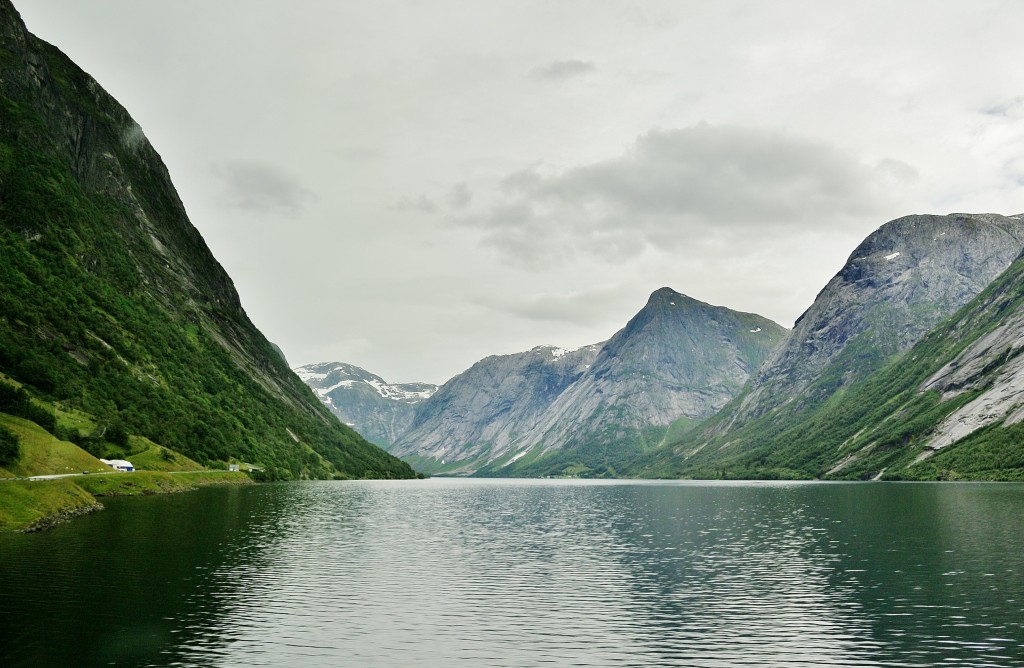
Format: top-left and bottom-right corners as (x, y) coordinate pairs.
(980, 97), (1024, 117)
(335, 145), (384, 164)
(532, 59), (596, 81)
(876, 157), (919, 184)
(459, 124), (894, 268)
(500, 167), (546, 193)
(213, 160), (316, 214)
(448, 182), (473, 210)
(393, 194), (438, 214)
(478, 286), (635, 326)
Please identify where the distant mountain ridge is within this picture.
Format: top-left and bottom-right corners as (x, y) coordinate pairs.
(480, 289), (787, 476)
(294, 362), (437, 447)
(389, 343), (604, 474)
(362, 288), (785, 476)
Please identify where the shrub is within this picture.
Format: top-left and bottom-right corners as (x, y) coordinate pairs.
(0, 425), (19, 466)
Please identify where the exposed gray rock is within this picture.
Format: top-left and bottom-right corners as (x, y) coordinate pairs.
(919, 307), (1024, 453)
(389, 344), (602, 472)
(518, 289), (786, 460)
(729, 213), (1024, 426)
(392, 288), (786, 474)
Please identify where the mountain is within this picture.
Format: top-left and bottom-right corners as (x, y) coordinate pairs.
(633, 213), (1024, 479)
(0, 1), (416, 480)
(389, 344), (603, 474)
(293, 362), (437, 447)
(732, 213), (1024, 424)
(392, 288), (786, 476)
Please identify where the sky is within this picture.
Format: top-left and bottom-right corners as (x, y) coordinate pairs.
(16, 0), (1024, 384)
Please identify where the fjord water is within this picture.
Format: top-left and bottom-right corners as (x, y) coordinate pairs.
(1, 480), (1022, 666)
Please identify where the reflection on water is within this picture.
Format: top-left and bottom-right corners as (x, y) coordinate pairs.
(1, 480), (1023, 666)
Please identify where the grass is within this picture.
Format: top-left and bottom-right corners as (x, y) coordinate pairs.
(75, 470), (250, 497)
(0, 478), (100, 531)
(0, 414), (107, 477)
(125, 436), (205, 472)
(0, 471), (252, 531)
(0, 405), (248, 531)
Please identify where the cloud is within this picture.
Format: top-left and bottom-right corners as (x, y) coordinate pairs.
(980, 97), (1024, 117)
(213, 160), (317, 214)
(876, 157), (919, 184)
(532, 59), (596, 81)
(479, 286), (635, 327)
(457, 123), (898, 269)
(448, 182), (472, 210)
(392, 194), (438, 214)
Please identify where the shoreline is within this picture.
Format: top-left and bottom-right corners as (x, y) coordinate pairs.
(1, 471), (253, 533)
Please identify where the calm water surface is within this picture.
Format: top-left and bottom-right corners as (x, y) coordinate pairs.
(1, 479), (1023, 666)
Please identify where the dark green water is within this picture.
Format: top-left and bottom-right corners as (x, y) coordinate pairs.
(1, 479), (1022, 666)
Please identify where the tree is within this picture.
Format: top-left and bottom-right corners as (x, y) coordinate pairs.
(0, 425), (20, 466)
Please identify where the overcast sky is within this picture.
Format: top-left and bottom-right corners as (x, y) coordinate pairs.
(17, 1), (1024, 383)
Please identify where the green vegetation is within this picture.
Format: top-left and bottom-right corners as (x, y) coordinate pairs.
(0, 424), (17, 466)
(0, 471), (251, 532)
(0, 22), (416, 481)
(0, 478), (100, 532)
(480, 422), (679, 478)
(631, 249), (1024, 481)
(74, 470), (250, 497)
(0, 413), (107, 477)
(125, 437), (205, 472)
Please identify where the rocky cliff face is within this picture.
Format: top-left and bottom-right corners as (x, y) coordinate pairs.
(0, 1), (416, 479)
(390, 344), (602, 473)
(392, 288), (786, 476)
(498, 289), (787, 474)
(914, 249), (1024, 456)
(728, 213), (1024, 426)
(632, 213), (1024, 480)
(294, 362), (437, 447)
(756, 238), (1024, 480)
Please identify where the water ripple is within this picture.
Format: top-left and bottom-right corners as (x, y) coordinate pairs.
(2, 480), (1024, 666)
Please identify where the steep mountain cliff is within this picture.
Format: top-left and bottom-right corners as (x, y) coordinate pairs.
(390, 344), (603, 474)
(294, 362), (437, 447)
(0, 1), (416, 479)
(392, 288), (786, 476)
(729, 213), (1024, 425)
(634, 213), (1024, 479)
(657, 241), (1024, 481)
(485, 289), (786, 476)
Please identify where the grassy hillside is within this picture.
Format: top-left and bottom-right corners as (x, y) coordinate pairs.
(0, 414), (107, 477)
(0, 3), (417, 480)
(0, 471), (251, 532)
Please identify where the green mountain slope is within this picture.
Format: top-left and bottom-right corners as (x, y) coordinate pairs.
(636, 230), (1024, 481)
(0, 1), (416, 479)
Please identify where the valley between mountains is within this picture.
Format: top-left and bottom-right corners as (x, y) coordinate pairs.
(3, 0), (1024, 513)
(300, 213), (1024, 481)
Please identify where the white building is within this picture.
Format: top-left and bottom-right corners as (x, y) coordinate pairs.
(100, 458), (134, 472)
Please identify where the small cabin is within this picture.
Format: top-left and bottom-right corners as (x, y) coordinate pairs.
(228, 463), (240, 472)
(100, 458), (134, 472)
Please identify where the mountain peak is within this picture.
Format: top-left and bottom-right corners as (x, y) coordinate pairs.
(643, 288), (721, 314)
(648, 286), (685, 302)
